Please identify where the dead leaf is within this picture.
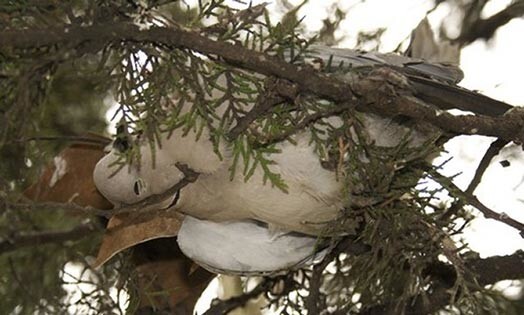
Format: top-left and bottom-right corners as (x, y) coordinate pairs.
(24, 138), (113, 210)
(93, 211), (183, 268)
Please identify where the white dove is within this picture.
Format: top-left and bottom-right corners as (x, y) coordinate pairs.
(93, 45), (511, 275)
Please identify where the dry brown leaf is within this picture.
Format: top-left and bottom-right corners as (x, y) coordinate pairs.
(93, 211), (183, 268)
(136, 259), (212, 312)
(24, 139), (113, 210)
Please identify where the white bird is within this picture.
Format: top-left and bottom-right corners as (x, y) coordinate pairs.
(93, 45), (511, 275)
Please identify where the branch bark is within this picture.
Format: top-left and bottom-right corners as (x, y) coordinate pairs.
(0, 22), (353, 102)
(203, 278), (273, 315)
(1, 22), (520, 144)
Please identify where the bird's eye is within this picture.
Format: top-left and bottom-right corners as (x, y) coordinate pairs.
(173, 189), (181, 205)
(133, 181), (140, 195)
(133, 178), (147, 196)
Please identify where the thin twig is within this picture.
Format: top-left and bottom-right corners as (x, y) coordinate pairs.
(441, 138), (509, 221)
(429, 170), (524, 236)
(10, 163), (199, 221)
(466, 138), (509, 194)
(0, 222), (100, 255)
(227, 78), (289, 140)
(203, 278), (273, 315)
(19, 135), (111, 145)
(111, 162), (199, 215)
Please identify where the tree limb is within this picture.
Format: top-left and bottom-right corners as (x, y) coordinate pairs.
(1, 22), (520, 144)
(0, 22), (354, 102)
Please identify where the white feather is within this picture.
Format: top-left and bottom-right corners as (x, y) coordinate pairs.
(177, 216), (326, 275)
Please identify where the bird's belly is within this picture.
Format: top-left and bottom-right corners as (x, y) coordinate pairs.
(177, 134), (345, 235)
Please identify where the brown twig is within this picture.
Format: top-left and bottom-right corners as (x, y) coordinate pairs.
(203, 278), (273, 315)
(227, 78), (293, 140)
(8, 200), (112, 218)
(466, 138), (510, 194)
(19, 135), (111, 145)
(257, 102), (354, 147)
(303, 237), (368, 313)
(9, 163), (199, 220)
(441, 138), (510, 221)
(111, 162), (199, 215)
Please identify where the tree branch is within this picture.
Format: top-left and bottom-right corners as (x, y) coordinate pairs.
(1, 23), (521, 143)
(440, 138), (509, 221)
(429, 169), (524, 236)
(0, 222), (100, 255)
(203, 278), (273, 315)
(0, 22), (353, 102)
(360, 251), (524, 314)
(9, 162), (198, 222)
(457, 0), (524, 45)
(227, 77), (295, 140)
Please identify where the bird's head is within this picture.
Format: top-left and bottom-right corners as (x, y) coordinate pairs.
(93, 140), (185, 208)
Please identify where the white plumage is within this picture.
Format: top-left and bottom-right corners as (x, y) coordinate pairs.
(93, 45), (469, 274)
(178, 216), (327, 275)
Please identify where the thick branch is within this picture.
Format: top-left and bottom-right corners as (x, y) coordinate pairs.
(361, 251), (524, 314)
(1, 23), (521, 142)
(470, 250), (524, 285)
(0, 22), (353, 102)
(354, 71), (522, 142)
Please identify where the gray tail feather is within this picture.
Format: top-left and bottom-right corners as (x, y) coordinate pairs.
(409, 75), (513, 117)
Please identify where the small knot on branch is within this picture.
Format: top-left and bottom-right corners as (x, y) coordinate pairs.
(503, 107), (524, 146)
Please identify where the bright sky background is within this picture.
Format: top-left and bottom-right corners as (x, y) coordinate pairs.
(96, 0), (524, 313)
